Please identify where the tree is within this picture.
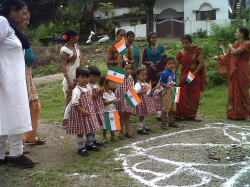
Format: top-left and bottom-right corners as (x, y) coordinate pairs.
(135, 0), (158, 36)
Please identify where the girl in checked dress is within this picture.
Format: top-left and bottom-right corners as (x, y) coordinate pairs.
(67, 67), (101, 156)
(115, 61), (134, 139)
(132, 68), (156, 135)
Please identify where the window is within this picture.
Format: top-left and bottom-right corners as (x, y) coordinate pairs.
(196, 10), (216, 20)
(121, 0), (135, 5)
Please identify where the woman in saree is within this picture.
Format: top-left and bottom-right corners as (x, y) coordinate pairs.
(142, 32), (167, 83)
(174, 35), (206, 121)
(60, 29), (82, 106)
(107, 29), (134, 68)
(226, 27), (250, 120)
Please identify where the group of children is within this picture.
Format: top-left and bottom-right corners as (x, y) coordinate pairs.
(64, 57), (179, 156)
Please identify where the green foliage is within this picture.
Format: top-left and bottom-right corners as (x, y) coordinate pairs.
(32, 64), (61, 77)
(98, 2), (115, 16)
(192, 28), (208, 39)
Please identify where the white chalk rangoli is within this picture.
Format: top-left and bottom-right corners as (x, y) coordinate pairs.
(115, 123), (250, 187)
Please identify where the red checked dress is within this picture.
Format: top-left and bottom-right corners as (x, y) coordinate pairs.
(88, 83), (105, 126)
(67, 84), (101, 134)
(152, 85), (164, 110)
(132, 80), (156, 116)
(115, 75), (134, 113)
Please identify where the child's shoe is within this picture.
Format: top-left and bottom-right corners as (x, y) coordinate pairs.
(137, 129), (149, 135)
(143, 126), (151, 131)
(78, 147), (89, 156)
(161, 123), (168, 130)
(168, 122), (180, 128)
(102, 137), (109, 143)
(85, 143), (100, 152)
(157, 116), (162, 121)
(93, 140), (104, 146)
(110, 136), (120, 142)
(8, 155), (35, 168)
(0, 156), (8, 166)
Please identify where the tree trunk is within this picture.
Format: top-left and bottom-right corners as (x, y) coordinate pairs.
(146, 2), (155, 36)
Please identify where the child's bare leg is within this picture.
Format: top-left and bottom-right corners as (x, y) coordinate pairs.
(110, 131), (119, 141)
(103, 129), (107, 138)
(119, 112), (125, 135)
(168, 111), (173, 123)
(124, 112), (130, 133)
(162, 111), (167, 123)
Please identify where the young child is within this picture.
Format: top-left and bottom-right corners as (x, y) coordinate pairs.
(115, 61), (134, 139)
(152, 81), (164, 121)
(99, 75), (120, 142)
(67, 67), (101, 156)
(160, 57), (180, 129)
(132, 68), (156, 135)
(88, 66), (105, 147)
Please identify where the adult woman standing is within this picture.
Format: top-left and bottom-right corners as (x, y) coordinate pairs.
(126, 31), (141, 75)
(142, 32), (167, 83)
(226, 27), (250, 120)
(60, 29), (82, 106)
(0, 0), (34, 168)
(107, 29), (134, 68)
(174, 35), (206, 121)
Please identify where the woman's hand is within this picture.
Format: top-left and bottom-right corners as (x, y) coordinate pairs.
(150, 62), (155, 69)
(161, 53), (167, 57)
(228, 44), (233, 50)
(67, 81), (73, 90)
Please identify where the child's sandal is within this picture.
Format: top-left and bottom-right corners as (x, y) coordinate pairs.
(161, 123), (168, 130)
(168, 122), (180, 128)
(110, 136), (120, 142)
(102, 137), (109, 143)
(125, 133), (135, 138)
(118, 133), (125, 140)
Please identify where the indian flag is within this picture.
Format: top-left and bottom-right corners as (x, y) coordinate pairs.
(114, 37), (128, 56)
(172, 87), (181, 103)
(147, 80), (152, 98)
(186, 71), (195, 84)
(104, 110), (121, 131)
(123, 55), (129, 61)
(106, 66), (126, 83)
(219, 44), (226, 56)
(124, 88), (142, 108)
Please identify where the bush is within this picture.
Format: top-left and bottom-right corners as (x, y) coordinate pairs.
(192, 28), (208, 39)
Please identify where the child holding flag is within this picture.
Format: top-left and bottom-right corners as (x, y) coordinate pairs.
(99, 75), (120, 142)
(160, 57), (180, 129)
(115, 61), (135, 139)
(132, 68), (156, 135)
(67, 67), (101, 156)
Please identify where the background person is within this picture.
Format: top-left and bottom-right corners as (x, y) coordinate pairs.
(0, 0), (34, 168)
(174, 35), (206, 122)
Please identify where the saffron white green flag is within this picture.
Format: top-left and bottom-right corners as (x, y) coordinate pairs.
(124, 88), (142, 108)
(147, 80), (152, 98)
(186, 71), (195, 84)
(104, 110), (121, 131)
(172, 87), (181, 103)
(114, 37), (128, 56)
(219, 44), (226, 56)
(106, 66), (126, 83)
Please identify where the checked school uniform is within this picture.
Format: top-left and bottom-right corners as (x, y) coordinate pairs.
(152, 85), (164, 110)
(88, 83), (105, 126)
(115, 75), (134, 113)
(67, 84), (101, 135)
(132, 80), (156, 116)
(102, 91), (117, 129)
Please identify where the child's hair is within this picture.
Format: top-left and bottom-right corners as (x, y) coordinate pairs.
(62, 29), (78, 42)
(88, 66), (101, 77)
(147, 31), (157, 46)
(122, 61), (131, 69)
(136, 67), (147, 75)
(181, 34), (192, 43)
(116, 29), (126, 36)
(164, 57), (175, 65)
(126, 31), (135, 37)
(76, 66), (90, 78)
(99, 75), (110, 87)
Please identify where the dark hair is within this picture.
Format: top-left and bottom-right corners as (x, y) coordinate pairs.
(126, 31), (135, 37)
(181, 34), (192, 43)
(88, 66), (101, 77)
(238, 27), (250, 40)
(147, 32), (157, 46)
(63, 29), (78, 42)
(116, 29), (126, 36)
(122, 61), (131, 69)
(76, 67), (90, 78)
(0, 0), (27, 15)
(164, 57), (175, 65)
(136, 68), (146, 75)
(99, 75), (110, 87)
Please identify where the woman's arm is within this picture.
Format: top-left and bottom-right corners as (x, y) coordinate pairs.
(228, 44), (246, 55)
(61, 57), (73, 89)
(128, 47), (135, 66)
(193, 54), (205, 76)
(138, 52), (141, 68)
(142, 48), (155, 69)
(173, 57), (180, 73)
(107, 54), (118, 66)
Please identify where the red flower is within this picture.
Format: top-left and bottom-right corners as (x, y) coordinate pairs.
(62, 35), (67, 40)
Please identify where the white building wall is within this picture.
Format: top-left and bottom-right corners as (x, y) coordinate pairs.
(95, 8), (130, 20)
(115, 24), (147, 39)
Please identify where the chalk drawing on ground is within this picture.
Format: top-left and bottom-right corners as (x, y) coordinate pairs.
(115, 123), (250, 187)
